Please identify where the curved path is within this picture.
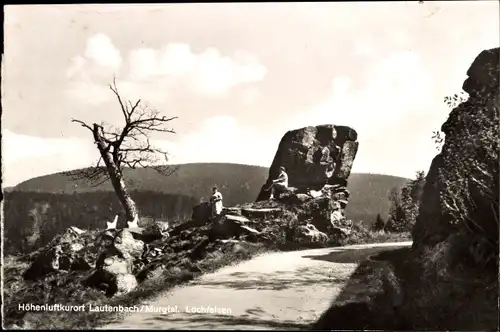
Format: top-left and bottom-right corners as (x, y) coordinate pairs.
(102, 241), (412, 330)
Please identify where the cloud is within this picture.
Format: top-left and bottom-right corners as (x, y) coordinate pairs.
(2, 129), (181, 186)
(2, 129), (98, 186)
(65, 37), (268, 105)
(156, 50), (441, 177)
(65, 78), (114, 106)
(163, 115), (276, 167)
(66, 34), (123, 80)
(283, 50), (441, 178)
(66, 56), (86, 78)
(84, 33), (123, 70)
(65, 33), (124, 104)
(353, 39), (375, 57)
(241, 86), (262, 105)
(287, 50), (434, 135)
(126, 44), (268, 98)
(331, 76), (351, 96)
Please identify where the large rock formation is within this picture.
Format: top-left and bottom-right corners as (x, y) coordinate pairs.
(257, 125), (358, 196)
(412, 47), (499, 268)
(256, 124), (358, 236)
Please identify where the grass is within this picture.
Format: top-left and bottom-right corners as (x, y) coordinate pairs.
(336, 224), (411, 246)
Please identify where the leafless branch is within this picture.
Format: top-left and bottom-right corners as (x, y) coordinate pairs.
(67, 79), (179, 186)
(63, 159), (111, 188)
(109, 77), (130, 122)
(71, 119), (93, 132)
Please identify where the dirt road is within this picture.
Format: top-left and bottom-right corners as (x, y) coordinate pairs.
(101, 241), (412, 330)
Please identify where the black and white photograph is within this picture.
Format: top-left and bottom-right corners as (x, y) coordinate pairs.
(2, 2), (499, 330)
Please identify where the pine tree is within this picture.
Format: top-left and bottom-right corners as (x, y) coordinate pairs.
(374, 213), (386, 231)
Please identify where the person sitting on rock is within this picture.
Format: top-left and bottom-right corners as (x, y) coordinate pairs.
(269, 166), (289, 200)
(210, 186), (223, 217)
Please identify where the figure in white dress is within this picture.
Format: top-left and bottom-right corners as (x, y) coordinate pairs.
(210, 186), (223, 217)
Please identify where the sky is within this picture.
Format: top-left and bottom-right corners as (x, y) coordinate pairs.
(2, 2), (499, 187)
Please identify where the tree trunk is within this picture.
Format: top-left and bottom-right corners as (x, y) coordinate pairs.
(92, 124), (138, 223)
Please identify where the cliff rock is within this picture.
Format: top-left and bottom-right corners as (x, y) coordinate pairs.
(412, 47), (499, 268)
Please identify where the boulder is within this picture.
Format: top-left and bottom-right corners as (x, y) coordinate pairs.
(295, 223), (329, 244)
(23, 228), (108, 281)
(239, 225), (260, 235)
(211, 214), (253, 239)
(23, 245), (62, 281)
(241, 207), (282, 219)
(254, 124), (358, 241)
(256, 124), (358, 201)
(297, 196), (351, 235)
(128, 221), (170, 243)
(23, 226), (146, 298)
(225, 214), (251, 224)
(113, 229), (144, 260)
(69, 226), (86, 235)
(86, 229), (144, 296)
(294, 193), (313, 203)
(191, 201), (212, 226)
(115, 274), (138, 295)
(222, 207), (242, 215)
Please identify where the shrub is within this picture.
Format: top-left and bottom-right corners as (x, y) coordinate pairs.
(385, 171), (425, 233)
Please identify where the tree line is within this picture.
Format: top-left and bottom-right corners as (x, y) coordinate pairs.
(374, 170), (426, 233)
(4, 190), (197, 255)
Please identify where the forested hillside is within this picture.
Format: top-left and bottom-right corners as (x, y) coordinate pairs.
(12, 163), (409, 222)
(344, 173), (410, 225)
(3, 190), (197, 255)
(12, 163), (268, 207)
(6, 163), (409, 255)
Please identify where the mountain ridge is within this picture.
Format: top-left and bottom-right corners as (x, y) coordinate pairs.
(11, 163), (410, 224)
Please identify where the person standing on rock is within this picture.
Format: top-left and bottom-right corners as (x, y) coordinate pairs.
(210, 186), (223, 217)
(268, 166), (289, 200)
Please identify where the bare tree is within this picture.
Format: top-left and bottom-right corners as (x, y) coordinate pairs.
(64, 79), (178, 223)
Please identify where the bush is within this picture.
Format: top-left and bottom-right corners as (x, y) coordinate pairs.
(385, 171), (425, 233)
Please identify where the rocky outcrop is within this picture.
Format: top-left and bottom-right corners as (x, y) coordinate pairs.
(23, 227), (108, 281)
(255, 125), (358, 237)
(412, 47), (499, 268)
(191, 202), (212, 226)
(89, 229), (144, 295)
(257, 125), (358, 196)
(23, 221), (171, 296)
